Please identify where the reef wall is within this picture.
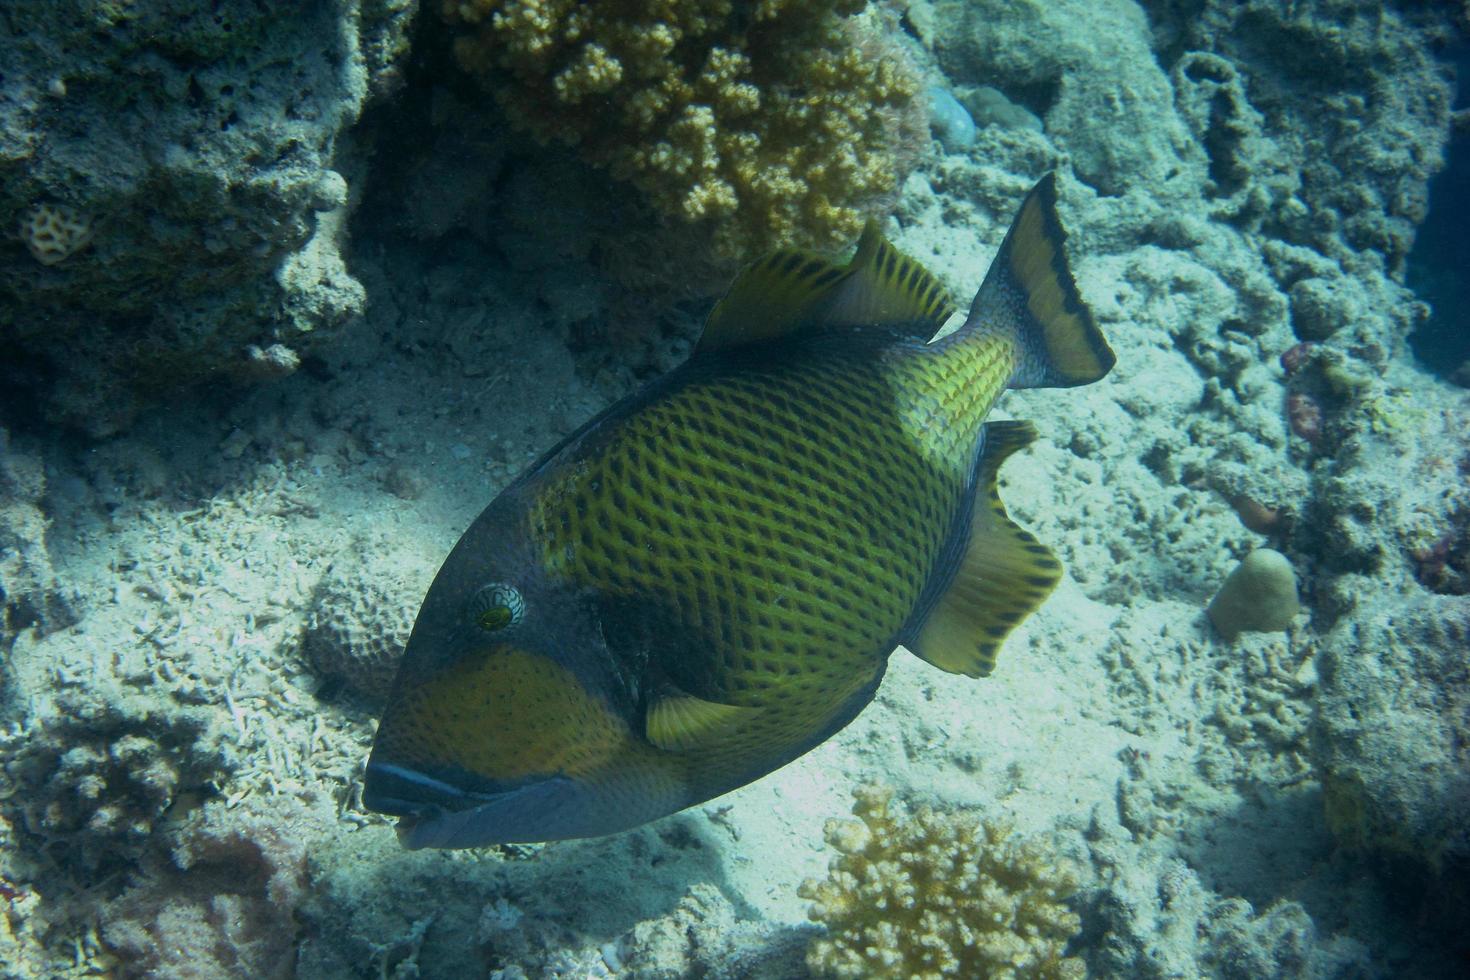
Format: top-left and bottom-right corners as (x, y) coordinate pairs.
(0, 0), (415, 435)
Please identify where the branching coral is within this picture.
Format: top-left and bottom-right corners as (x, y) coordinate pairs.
(442, 0), (921, 258)
(800, 785), (1086, 980)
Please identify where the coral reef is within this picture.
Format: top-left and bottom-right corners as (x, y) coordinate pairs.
(442, 0), (922, 258)
(931, 0), (1194, 199)
(0, 0), (416, 435)
(0, 0), (1466, 976)
(1144, 0), (1453, 278)
(302, 533), (440, 706)
(0, 688), (234, 877)
(800, 784), (1084, 979)
(1313, 593), (1470, 912)
(1089, 855), (1372, 979)
(0, 428), (75, 658)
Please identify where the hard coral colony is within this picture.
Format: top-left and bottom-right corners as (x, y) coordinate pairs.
(800, 785), (1084, 980)
(441, 0), (921, 256)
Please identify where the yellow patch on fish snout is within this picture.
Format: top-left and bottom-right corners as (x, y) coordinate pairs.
(377, 648), (632, 783)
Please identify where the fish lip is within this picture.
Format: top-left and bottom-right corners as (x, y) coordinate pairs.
(362, 760), (580, 848)
(394, 775), (584, 849)
(361, 761), (493, 817)
(360, 767), (626, 849)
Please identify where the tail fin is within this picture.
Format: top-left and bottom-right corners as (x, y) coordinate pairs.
(964, 173), (1114, 388)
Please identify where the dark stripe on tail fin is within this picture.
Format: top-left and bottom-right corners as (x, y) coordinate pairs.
(967, 173), (1115, 388)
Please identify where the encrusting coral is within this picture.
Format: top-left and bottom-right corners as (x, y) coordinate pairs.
(99, 795), (310, 979)
(800, 784), (1086, 979)
(17, 204), (93, 265)
(442, 0), (921, 258)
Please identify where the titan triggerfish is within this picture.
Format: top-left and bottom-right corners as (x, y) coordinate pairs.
(363, 174), (1115, 848)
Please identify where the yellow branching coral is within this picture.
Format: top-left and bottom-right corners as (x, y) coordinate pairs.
(443, 0), (920, 257)
(800, 785), (1087, 980)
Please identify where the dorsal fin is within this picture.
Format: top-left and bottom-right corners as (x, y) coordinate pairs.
(817, 220), (956, 336)
(645, 682), (758, 751)
(697, 221), (956, 354)
(698, 249), (848, 354)
(908, 420), (1063, 677)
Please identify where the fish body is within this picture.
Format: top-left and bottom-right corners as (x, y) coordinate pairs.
(363, 175), (1115, 848)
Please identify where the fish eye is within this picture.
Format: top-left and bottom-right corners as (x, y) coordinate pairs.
(470, 583), (525, 632)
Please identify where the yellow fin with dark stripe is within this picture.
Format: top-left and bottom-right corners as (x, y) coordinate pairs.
(968, 173), (1115, 388)
(698, 221), (956, 353)
(699, 250), (849, 353)
(816, 220), (956, 336)
(646, 684), (758, 751)
(909, 420), (1062, 678)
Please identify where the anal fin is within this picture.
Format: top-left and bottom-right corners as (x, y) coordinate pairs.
(910, 420), (1062, 678)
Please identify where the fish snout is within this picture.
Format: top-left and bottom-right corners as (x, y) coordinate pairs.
(362, 643), (680, 845)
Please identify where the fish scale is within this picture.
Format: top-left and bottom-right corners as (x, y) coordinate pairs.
(530, 345), (960, 717)
(363, 174), (1117, 847)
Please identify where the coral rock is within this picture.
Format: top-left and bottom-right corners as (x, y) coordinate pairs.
(0, 0), (413, 434)
(1207, 549), (1301, 640)
(303, 536), (440, 705)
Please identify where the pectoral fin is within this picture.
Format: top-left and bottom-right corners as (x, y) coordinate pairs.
(909, 420), (1062, 678)
(645, 683), (759, 751)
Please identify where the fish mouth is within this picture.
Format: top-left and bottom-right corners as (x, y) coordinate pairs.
(363, 759), (593, 848)
(361, 761), (493, 816)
